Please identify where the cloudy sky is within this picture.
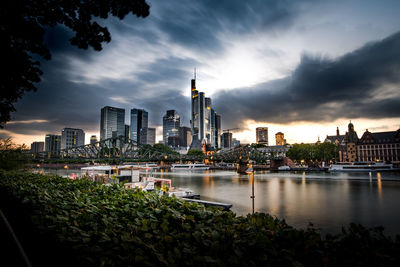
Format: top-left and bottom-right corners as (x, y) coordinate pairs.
(2, 0), (400, 145)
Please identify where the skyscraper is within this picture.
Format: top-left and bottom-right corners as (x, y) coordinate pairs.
(61, 128), (85, 149)
(125, 125), (130, 142)
(275, 132), (285, 146)
(179, 126), (192, 148)
(45, 134), (61, 153)
(140, 127), (156, 146)
(222, 132), (232, 149)
(256, 127), (268, 145)
(215, 113), (221, 148)
(100, 106), (125, 141)
(163, 110), (180, 146)
(130, 108), (148, 145)
(190, 71), (215, 147)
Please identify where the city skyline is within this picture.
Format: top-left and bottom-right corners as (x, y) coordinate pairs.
(1, 0), (400, 146)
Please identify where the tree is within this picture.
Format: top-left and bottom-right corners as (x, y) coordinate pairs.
(187, 149), (203, 156)
(0, 138), (29, 169)
(1, 0), (150, 126)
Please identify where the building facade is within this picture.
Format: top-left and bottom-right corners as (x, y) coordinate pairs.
(163, 110), (180, 146)
(61, 128), (85, 149)
(140, 127), (156, 146)
(357, 129), (400, 162)
(256, 127), (268, 145)
(275, 132), (285, 146)
(222, 132), (232, 149)
(45, 134), (61, 154)
(190, 72), (218, 147)
(179, 126), (192, 148)
(214, 113), (221, 148)
(130, 108), (148, 145)
(31, 141), (44, 153)
(90, 135), (98, 145)
(100, 106), (125, 141)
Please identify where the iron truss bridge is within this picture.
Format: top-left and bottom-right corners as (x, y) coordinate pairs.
(34, 136), (282, 162)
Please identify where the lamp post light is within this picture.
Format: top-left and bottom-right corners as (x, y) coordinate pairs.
(246, 160), (255, 214)
(64, 165), (69, 177)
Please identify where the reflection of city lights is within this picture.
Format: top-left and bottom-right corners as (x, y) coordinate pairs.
(377, 172), (382, 198)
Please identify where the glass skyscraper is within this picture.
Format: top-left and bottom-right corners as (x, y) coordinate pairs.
(163, 110), (180, 146)
(100, 106), (125, 142)
(190, 72), (219, 147)
(130, 108), (148, 145)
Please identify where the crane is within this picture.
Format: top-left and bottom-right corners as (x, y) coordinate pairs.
(223, 128), (239, 133)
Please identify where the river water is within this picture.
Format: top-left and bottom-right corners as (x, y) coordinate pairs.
(43, 168), (400, 236)
(153, 170), (400, 236)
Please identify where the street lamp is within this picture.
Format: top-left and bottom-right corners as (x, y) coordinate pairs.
(64, 165), (69, 177)
(246, 161), (255, 214)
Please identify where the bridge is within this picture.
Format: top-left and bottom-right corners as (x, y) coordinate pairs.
(33, 136), (283, 162)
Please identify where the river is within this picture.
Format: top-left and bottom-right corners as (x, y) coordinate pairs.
(43, 168), (400, 236)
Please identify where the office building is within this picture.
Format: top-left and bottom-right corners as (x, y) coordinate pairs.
(275, 132), (285, 146)
(45, 134), (61, 153)
(90, 135), (98, 145)
(233, 138), (240, 148)
(222, 132), (232, 149)
(100, 106), (125, 141)
(163, 110), (180, 146)
(179, 126), (192, 148)
(130, 108), (148, 145)
(357, 128), (400, 162)
(256, 127), (268, 145)
(140, 127), (156, 146)
(215, 114), (221, 148)
(31, 141), (44, 153)
(190, 72), (216, 146)
(61, 128), (85, 149)
(125, 125), (130, 142)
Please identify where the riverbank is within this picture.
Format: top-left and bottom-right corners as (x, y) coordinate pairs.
(1, 170), (400, 266)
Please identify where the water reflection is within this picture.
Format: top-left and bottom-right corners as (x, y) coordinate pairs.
(153, 170), (400, 236)
(42, 168), (400, 236)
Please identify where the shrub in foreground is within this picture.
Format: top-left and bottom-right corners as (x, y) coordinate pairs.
(0, 171), (399, 266)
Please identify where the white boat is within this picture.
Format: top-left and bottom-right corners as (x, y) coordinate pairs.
(328, 162), (399, 172)
(278, 165), (291, 171)
(171, 163), (210, 171)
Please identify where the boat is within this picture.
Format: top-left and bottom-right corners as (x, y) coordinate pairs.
(277, 165), (291, 171)
(328, 162), (400, 172)
(171, 163), (209, 171)
(81, 165), (198, 198)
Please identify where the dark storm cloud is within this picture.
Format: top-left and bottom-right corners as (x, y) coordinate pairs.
(214, 31), (400, 128)
(151, 0), (304, 51)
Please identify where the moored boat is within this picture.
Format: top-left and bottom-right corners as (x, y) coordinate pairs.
(171, 163), (209, 171)
(328, 162), (400, 172)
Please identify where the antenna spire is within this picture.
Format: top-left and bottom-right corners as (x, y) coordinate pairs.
(194, 67), (196, 80)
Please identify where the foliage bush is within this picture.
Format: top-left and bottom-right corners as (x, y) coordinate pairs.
(1, 171), (399, 266)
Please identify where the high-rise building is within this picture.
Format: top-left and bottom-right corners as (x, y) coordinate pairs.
(222, 132), (232, 149)
(179, 126), (192, 148)
(275, 132), (285, 146)
(190, 72), (215, 146)
(163, 110), (180, 146)
(100, 106), (125, 142)
(215, 114), (221, 148)
(45, 134), (61, 153)
(61, 128), (85, 149)
(256, 127), (268, 145)
(233, 138), (240, 148)
(125, 125), (130, 142)
(130, 108), (148, 145)
(31, 141), (44, 153)
(90, 135), (98, 145)
(140, 127), (156, 146)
